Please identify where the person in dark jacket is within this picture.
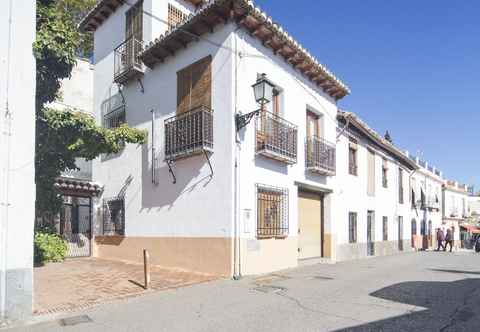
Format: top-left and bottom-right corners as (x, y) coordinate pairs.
(444, 228), (454, 252)
(436, 228), (445, 251)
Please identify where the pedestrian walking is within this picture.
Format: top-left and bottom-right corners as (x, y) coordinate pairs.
(436, 228), (445, 251)
(444, 228), (454, 252)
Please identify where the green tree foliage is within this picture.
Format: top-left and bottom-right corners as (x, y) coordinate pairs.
(34, 231), (68, 264)
(34, 0), (147, 219)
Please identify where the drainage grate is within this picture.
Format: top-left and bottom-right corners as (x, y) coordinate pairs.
(58, 315), (93, 327)
(253, 285), (287, 294)
(254, 274), (289, 285)
(311, 275), (334, 281)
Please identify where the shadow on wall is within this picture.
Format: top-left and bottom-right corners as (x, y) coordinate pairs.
(254, 155), (288, 175)
(304, 171), (328, 186)
(334, 277), (480, 331)
(140, 143), (212, 211)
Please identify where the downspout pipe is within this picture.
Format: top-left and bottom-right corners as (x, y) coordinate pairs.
(233, 25), (242, 280)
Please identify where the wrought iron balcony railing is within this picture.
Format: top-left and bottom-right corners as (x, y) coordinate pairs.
(164, 106), (213, 161)
(114, 36), (144, 84)
(255, 110), (297, 164)
(425, 198), (440, 210)
(305, 136), (336, 175)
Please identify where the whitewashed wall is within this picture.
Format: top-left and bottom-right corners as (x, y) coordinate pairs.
(410, 167), (443, 240)
(0, 0), (36, 320)
(233, 29), (339, 273)
(335, 131), (414, 261)
(93, 15), (236, 239)
(443, 187), (469, 219)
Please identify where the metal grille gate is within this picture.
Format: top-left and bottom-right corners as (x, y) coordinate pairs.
(60, 196), (92, 258)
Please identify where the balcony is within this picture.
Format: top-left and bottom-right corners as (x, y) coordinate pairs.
(305, 136), (336, 175)
(255, 111), (297, 164)
(164, 106), (213, 161)
(114, 36), (144, 84)
(425, 197), (440, 210)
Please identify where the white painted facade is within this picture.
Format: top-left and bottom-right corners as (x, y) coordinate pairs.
(334, 115), (417, 261)
(469, 195), (480, 220)
(88, 0), (343, 275)
(408, 157), (444, 248)
(86, 0), (474, 277)
(0, 0), (36, 320)
(442, 181), (470, 242)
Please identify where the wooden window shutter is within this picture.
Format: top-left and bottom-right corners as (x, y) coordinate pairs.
(177, 55), (212, 114)
(367, 149), (375, 196)
(126, 0), (143, 39)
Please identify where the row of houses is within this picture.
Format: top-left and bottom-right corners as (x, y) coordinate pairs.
(41, 0), (474, 279)
(2, 0), (477, 320)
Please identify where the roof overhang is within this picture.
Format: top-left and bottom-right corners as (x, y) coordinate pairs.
(140, 0), (350, 100)
(338, 111), (419, 171)
(54, 177), (103, 197)
(80, 0), (207, 32)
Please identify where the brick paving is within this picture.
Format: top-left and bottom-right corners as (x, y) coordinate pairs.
(34, 258), (218, 315)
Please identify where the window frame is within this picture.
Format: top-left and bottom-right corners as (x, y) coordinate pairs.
(256, 184), (289, 239)
(382, 158), (388, 188)
(348, 139), (358, 176)
(398, 167), (404, 204)
(168, 3), (188, 30)
(382, 216), (388, 241)
(102, 197), (125, 236)
(349, 212), (358, 243)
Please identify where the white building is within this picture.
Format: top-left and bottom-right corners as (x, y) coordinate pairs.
(0, 0), (36, 320)
(81, 0), (349, 276)
(408, 156), (443, 250)
(469, 195), (480, 221)
(442, 180), (470, 244)
(335, 112), (418, 261)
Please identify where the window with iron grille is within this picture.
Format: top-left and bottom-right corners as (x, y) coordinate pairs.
(102, 93), (126, 129)
(349, 212), (357, 243)
(383, 216), (388, 241)
(256, 184), (289, 238)
(103, 198), (125, 236)
(168, 4), (187, 30)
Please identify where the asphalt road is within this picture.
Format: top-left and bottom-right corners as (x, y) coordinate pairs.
(5, 251), (480, 332)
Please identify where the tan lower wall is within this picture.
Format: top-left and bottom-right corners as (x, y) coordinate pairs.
(94, 236), (232, 277)
(240, 237), (298, 275)
(323, 233), (334, 259)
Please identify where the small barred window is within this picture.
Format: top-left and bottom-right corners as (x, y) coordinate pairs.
(103, 198), (125, 236)
(168, 4), (187, 30)
(256, 184), (289, 238)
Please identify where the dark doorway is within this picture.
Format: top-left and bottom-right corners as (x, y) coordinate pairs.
(367, 211), (375, 256)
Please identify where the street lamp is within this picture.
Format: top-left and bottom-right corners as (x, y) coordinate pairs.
(236, 73), (275, 132)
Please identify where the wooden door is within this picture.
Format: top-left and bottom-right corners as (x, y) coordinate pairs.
(298, 191), (322, 259)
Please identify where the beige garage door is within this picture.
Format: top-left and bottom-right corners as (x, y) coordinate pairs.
(298, 191), (322, 259)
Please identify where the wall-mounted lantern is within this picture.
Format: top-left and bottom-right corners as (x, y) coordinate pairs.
(235, 73), (275, 132)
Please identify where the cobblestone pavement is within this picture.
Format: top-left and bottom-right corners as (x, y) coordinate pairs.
(6, 251), (480, 331)
(33, 258), (217, 315)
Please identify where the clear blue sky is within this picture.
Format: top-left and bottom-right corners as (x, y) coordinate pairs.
(255, 0), (480, 190)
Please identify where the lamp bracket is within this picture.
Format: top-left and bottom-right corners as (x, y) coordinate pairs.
(235, 109), (261, 132)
